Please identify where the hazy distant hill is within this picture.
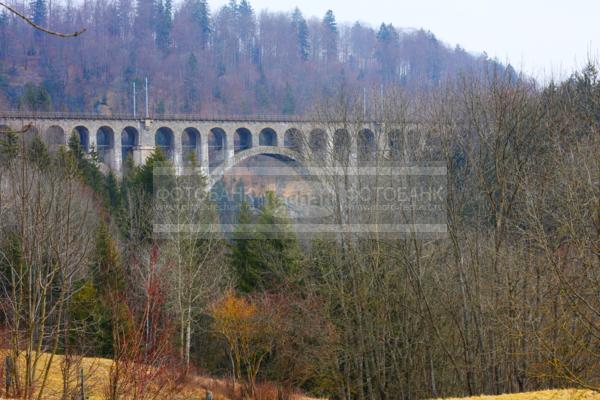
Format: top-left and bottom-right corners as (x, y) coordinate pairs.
(0, 0), (513, 115)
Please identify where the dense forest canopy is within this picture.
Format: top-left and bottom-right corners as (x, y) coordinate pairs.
(0, 0), (512, 115)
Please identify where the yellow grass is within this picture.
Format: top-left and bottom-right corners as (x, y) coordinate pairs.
(438, 389), (600, 400)
(0, 350), (316, 400)
(0, 349), (235, 399)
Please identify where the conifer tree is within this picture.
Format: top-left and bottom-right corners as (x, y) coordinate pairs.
(322, 10), (338, 63)
(27, 134), (50, 169)
(229, 192), (302, 293)
(292, 7), (309, 61)
(0, 126), (19, 165)
(190, 0), (211, 48)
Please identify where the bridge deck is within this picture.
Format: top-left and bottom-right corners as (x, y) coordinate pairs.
(0, 111), (321, 123)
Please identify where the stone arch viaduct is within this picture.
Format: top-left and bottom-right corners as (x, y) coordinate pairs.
(0, 112), (422, 186)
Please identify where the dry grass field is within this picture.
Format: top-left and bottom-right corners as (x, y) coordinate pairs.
(0, 351), (318, 400)
(2, 350), (597, 400)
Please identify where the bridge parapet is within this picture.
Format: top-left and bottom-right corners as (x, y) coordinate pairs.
(0, 112), (417, 185)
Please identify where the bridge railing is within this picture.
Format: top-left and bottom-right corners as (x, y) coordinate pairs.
(0, 110), (320, 123)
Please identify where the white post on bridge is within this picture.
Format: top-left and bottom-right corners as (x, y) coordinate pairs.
(145, 77), (149, 119)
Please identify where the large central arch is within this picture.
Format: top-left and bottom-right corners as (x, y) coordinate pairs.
(208, 146), (309, 190)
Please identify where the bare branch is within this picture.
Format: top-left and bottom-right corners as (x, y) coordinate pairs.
(0, 1), (85, 37)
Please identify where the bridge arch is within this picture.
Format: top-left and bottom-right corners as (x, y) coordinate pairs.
(182, 127), (200, 164)
(259, 127), (277, 146)
(234, 128), (252, 153)
(358, 128), (376, 164)
(309, 128), (327, 158)
(209, 127), (227, 168)
(388, 129), (405, 160)
(333, 128), (350, 163)
(45, 125), (66, 151)
(96, 126), (114, 164)
(155, 127), (174, 161)
(209, 146), (303, 189)
(73, 126), (90, 152)
(121, 126), (138, 164)
(284, 128), (303, 153)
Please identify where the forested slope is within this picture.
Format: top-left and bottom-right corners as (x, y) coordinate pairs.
(0, 0), (512, 115)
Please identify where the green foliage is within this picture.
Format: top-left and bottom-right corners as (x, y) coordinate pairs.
(27, 134), (51, 168)
(68, 221), (129, 357)
(155, 0), (173, 52)
(322, 10), (338, 63)
(190, 0), (211, 47)
(229, 192), (303, 293)
(322, 10), (337, 34)
(68, 281), (113, 356)
(30, 0), (47, 31)
(105, 171), (122, 211)
(118, 149), (173, 241)
(19, 83), (52, 111)
(68, 132), (105, 194)
(91, 221), (125, 295)
(282, 82), (296, 115)
(183, 53), (200, 112)
(0, 232), (22, 296)
(127, 148), (170, 194)
(0, 127), (19, 165)
(292, 8), (309, 61)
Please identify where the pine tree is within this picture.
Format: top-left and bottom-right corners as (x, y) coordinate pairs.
(322, 9), (338, 63)
(183, 53), (199, 112)
(105, 171), (122, 211)
(292, 7), (309, 61)
(0, 127), (19, 165)
(68, 131), (84, 160)
(282, 82), (295, 115)
(91, 221), (125, 295)
(155, 0), (172, 52)
(236, 0), (255, 58)
(28, 135), (51, 169)
(30, 0), (46, 32)
(229, 192), (302, 293)
(229, 200), (260, 293)
(190, 0), (211, 48)
(376, 23), (399, 83)
(133, 0), (155, 45)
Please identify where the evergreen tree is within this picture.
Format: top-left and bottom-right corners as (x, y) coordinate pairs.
(190, 0), (211, 48)
(30, 0), (46, 31)
(322, 10), (338, 63)
(28, 135), (51, 169)
(91, 221), (125, 295)
(0, 127), (19, 165)
(133, 0), (155, 45)
(121, 150), (172, 241)
(229, 200), (259, 292)
(69, 221), (127, 356)
(376, 23), (399, 83)
(183, 53), (199, 112)
(20, 83), (52, 112)
(68, 131), (85, 160)
(105, 171), (122, 211)
(155, 0), (173, 51)
(229, 192), (302, 293)
(236, 0), (256, 58)
(68, 132), (104, 193)
(282, 82), (295, 115)
(292, 7), (309, 61)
